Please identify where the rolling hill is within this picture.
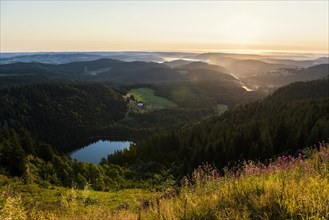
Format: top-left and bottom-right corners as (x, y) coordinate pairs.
(226, 60), (293, 77)
(108, 79), (329, 176)
(193, 52), (328, 69)
(0, 51), (198, 65)
(245, 63), (329, 87)
(0, 84), (127, 148)
(178, 61), (230, 74)
(0, 58), (243, 87)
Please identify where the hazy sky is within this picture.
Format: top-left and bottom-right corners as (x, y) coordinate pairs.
(1, 1), (328, 53)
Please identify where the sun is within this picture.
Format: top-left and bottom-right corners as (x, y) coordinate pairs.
(224, 14), (262, 45)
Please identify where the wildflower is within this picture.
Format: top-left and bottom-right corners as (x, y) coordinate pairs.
(181, 176), (189, 187)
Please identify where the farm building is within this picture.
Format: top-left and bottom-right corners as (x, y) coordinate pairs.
(137, 102), (144, 108)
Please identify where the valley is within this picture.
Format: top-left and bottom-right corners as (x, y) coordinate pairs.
(0, 51), (328, 219)
(1, 0), (329, 218)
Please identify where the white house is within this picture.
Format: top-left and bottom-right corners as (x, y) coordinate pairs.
(137, 102), (144, 108)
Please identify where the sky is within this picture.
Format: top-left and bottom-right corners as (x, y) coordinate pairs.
(1, 1), (328, 53)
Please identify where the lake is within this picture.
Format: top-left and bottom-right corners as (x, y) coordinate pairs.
(70, 140), (132, 164)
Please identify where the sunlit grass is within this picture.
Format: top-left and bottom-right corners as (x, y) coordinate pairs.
(1, 143), (328, 219)
(0, 180), (153, 220)
(129, 87), (177, 110)
(140, 143), (329, 219)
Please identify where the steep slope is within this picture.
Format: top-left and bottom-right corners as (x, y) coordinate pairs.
(108, 79), (329, 176)
(0, 84), (127, 148)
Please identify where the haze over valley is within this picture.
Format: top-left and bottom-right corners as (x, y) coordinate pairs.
(0, 1), (329, 219)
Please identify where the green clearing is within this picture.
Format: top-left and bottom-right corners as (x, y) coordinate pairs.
(0, 176), (153, 219)
(128, 87), (177, 110)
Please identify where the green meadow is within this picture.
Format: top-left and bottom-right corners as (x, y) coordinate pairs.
(128, 87), (177, 110)
(0, 178), (153, 220)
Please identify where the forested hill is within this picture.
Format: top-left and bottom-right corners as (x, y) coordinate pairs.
(246, 63), (329, 87)
(0, 84), (127, 148)
(265, 75), (329, 102)
(107, 79), (329, 177)
(0, 58), (237, 86)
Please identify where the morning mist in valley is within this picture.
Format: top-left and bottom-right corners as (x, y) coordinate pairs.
(0, 1), (328, 219)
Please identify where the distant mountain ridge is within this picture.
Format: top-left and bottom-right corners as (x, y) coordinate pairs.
(226, 59), (293, 77)
(246, 64), (329, 87)
(0, 58), (239, 87)
(193, 52), (328, 68)
(1, 53), (328, 89)
(0, 51), (198, 64)
(178, 61), (230, 74)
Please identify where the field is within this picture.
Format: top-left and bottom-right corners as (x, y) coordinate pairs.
(128, 87), (177, 110)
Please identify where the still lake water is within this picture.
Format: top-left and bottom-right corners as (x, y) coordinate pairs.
(70, 140), (132, 164)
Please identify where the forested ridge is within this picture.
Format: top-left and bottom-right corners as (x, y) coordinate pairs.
(0, 128), (151, 190)
(0, 58), (235, 86)
(1, 3), (329, 217)
(0, 79), (328, 191)
(0, 84), (127, 148)
(0, 82), (242, 149)
(0, 78), (329, 220)
(107, 79), (329, 177)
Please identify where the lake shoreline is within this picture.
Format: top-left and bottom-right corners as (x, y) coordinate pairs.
(69, 139), (133, 164)
(64, 135), (133, 154)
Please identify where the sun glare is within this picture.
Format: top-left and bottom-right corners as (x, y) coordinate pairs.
(224, 14), (262, 45)
(1, 1), (327, 53)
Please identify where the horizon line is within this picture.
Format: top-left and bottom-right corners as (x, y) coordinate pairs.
(1, 49), (328, 56)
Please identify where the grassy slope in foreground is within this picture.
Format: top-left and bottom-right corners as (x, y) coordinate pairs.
(128, 87), (178, 110)
(137, 143), (329, 220)
(0, 180), (154, 220)
(1, 143), (328, 219)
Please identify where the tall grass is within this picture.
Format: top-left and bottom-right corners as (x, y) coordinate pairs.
(140, 142), (329, 219)
(0, 184), (148, 219)
(0, 186), (27, 220)
(1, 143), (328, 219)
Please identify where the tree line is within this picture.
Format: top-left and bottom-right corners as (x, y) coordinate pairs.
(0, 79), (328, 190)
(0, 83), (127, 148)
(107, 79), (329, 178)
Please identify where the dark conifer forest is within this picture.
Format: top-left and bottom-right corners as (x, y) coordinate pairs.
(0, 76), (328, 188)
(1, 1), (329, 218)
(0, 55), (328, 219)
(107, 79), (329, 177)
